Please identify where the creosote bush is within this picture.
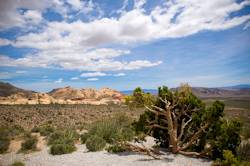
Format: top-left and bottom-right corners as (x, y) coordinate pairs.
(21, 135), (38, 152)
(31, 125), (55, 136)
(50, 143), (76, 155)
(85, 135), (106, 152)
(237, 140), (250, 161)
(11, 161), (25, 166)
(82, 113), (135, 152)
(0, 137), (10, 154)
(48, 129), (79, 155)
(0, 125), (25, 154)
(106, 143), (127, 153)
(80, 133), (89, 144)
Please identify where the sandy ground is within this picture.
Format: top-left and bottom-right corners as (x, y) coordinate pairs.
(0, 137), (212, 166)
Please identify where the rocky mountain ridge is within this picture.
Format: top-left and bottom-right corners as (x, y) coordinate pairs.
(0, 82), (124, 105)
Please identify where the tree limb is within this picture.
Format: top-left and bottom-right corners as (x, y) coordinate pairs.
(180, 123), (209, 151)
(178, 118), (192, 142)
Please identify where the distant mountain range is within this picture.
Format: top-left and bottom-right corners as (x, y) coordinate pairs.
(0, 81), (250, 105)
(122, 85), (250, 98)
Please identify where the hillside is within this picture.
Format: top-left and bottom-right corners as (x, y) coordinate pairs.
(123, 86), (250, 98)
(0, 82), (35, 97)
(0, 82), (124, 105)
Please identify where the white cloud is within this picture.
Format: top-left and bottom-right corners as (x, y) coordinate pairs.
(113, 73), (126, 77)
(23, 10), (43, 24)
(0, 0), (51, 29)
(70, 77), (79, 80)
(54, 78), (63, 83)
(81, 72), (107, 77)
(0, 38), (12, 46)
(0, 70), (27, 79)
(16, 70), (27, 74)
(0, 72), (12, 79)
(0, 0), (249, 73)
(87, 77), (98, 81)
(0, 48), (160, 71)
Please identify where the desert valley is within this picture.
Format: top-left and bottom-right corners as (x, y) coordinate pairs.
(1, 0), (250, 165)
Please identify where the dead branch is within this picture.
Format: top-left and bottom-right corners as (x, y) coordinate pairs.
(124, 142), (162, 159)
(178, 118), (192, 142)
(180, 123), (209, 151)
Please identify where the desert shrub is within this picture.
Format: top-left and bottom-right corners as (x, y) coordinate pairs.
(48, 129), (78, 155)
(50, 143), (76, 155)
(85, 135), (106, 151)
(242, 126), (250, 140)
(48, 130), (79, 145)
(83, 113), (134, 146)
(212, 150), (247, 166)
(106, 143), (127, 153)
(0, 137), (10, 154)
(31, 125), (55, 136)
(0, 125), (25, 154)
(237, 140), (250, 161)
(80, 133), (89, 144)
(21, 136), (38, 151)
(11, 161), (25, 166)
(0, 125), (24, 139)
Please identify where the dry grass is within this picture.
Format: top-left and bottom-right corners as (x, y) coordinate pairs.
(0, 104), (144, 130)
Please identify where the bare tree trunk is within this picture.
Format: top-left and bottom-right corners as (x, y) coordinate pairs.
(165, 105), (178, 153)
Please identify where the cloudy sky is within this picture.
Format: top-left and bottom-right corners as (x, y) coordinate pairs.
(0, 0), (249, 92)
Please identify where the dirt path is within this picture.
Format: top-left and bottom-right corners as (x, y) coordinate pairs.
(0, 137), (212, 166)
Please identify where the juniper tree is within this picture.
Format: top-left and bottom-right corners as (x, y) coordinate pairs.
(135, 84), (241, 158)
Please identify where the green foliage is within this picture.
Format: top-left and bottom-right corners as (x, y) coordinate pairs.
(212, 150), (246, 166)
(134, 84), (242, 160)
(237, 140), (250, 161)
(125, 87), (155, 108)
(31, 125), (55, 136)
(21, 136), (38, 151)
(0, 137), (10, 154)
(80, 133), (89, 144)
(11, 161), (25, 166)
(48, 130), (79, 145)
(48, 129), (78, 155)
(0, 125), (25, 154)
(85, 135), (106, 151)
(82, 113), (135, 152)
(50, 143), (76, 155)
(86, 114), (134, 144)
(106, 143), (127, 153)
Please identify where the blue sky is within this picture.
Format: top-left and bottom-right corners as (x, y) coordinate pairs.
(0, 0), (250, 92)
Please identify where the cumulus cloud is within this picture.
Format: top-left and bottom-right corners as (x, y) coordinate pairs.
(54, 78), (63, 83)
(0, 38), (12, 46)
(70, 77), (79, 80)
(23, 10), (43, 24)
(81, 72), (107, 77)
(113, 73), (126, 77)
(0, 0), (249, 73)
(87, 77), (98, 81)
(0, 0), (51, 29)
(16, 70), (27, 74)
(0, 48), (161, 71)
(0, 70), (27, 79)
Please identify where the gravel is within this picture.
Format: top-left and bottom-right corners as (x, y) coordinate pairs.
(0, 137), (212, 166)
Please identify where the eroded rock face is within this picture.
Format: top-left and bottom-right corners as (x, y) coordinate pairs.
(0, 82), (125, 105)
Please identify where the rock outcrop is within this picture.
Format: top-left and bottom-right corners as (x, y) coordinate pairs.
(0, 82), (124, 105)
